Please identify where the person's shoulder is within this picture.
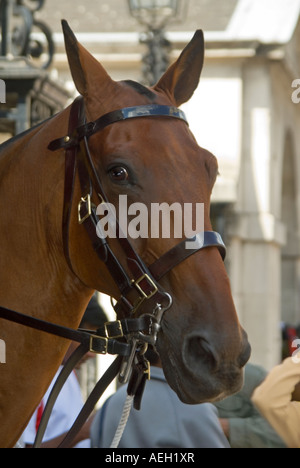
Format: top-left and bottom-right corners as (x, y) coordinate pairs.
(106, 384), (128, 405)
(150, 366), (167, 382)
(244, 362), (268, 383)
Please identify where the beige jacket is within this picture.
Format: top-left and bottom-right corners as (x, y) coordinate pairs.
(252, 357), (300, 448)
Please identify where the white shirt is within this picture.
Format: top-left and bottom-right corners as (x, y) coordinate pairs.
(23, 366), (90, 448)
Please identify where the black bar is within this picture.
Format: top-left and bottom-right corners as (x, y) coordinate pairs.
(0, 0), (9, 56)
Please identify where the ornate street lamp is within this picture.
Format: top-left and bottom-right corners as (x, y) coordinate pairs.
(128, 0), (181, 29)
(128, 0), (186, 85)
(0, 0), (54, 69)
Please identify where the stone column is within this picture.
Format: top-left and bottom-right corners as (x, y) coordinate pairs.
(230, 61), (286, 369)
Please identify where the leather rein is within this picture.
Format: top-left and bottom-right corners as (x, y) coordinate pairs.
(0, 96), (226, 448)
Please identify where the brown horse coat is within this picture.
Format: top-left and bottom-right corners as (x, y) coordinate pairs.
(0, 22), (250, 447)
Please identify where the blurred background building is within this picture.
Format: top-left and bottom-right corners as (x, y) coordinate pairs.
(1, 0), (300, 380)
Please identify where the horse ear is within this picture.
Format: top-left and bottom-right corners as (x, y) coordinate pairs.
(154, 30), (205, 106)
(61, 20), (114, 101)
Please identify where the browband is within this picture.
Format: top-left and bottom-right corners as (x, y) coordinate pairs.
(48, 104), (188, 152)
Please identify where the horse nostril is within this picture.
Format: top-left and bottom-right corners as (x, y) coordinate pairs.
(238, 339), (251, 368)
(183, 333), (219, 373)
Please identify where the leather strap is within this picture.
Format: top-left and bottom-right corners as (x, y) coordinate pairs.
(62, 96), (85, 274)
(48, 105), (188, 152)
(33, 343), (88, 448)
(0, 306), (130, 357)
(34, 353), (122, 449)
(57, 355), (123, 448)
(149, 231), (226, 281)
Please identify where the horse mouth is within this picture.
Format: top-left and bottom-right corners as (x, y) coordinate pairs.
(161, 350), (245, 404)
(157, 328), (250, 404)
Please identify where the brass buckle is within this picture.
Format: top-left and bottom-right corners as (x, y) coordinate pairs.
(104, 320), (124, 339)
(89, 335), (108, 354)
(134, 274), (158, 300)
(144, 359), (151, 380)
(78, 194), (92, 224)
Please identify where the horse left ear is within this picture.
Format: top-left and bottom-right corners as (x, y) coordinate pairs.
(61, 20), (116, 114)
(154, 30), (204, 106)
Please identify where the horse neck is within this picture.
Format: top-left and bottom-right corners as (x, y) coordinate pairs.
(0, 110), (93, 326)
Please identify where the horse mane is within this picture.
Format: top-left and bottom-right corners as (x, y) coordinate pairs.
(0, 115), (55, 154)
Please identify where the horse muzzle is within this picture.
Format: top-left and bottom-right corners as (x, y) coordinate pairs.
(158, 325), (251, 404)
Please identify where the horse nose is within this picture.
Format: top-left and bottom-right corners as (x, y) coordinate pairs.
(238, 331), (251, 368)
(182, 332), (220, 374)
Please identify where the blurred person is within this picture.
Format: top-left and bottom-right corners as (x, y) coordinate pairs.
(90, 348), (230, 448)
(214, 362), (286, 448)
(252, 356), (300, 448)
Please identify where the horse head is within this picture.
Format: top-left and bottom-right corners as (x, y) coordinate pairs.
(61, 21), (250, 404)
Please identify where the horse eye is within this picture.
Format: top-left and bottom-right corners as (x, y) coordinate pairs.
(109, 166), (129, 183)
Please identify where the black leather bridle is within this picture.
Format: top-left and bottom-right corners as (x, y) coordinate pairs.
(0, 96), (226, 448)
(48, 96), (226, 325)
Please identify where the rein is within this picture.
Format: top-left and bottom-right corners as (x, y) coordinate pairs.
(0, 96), (226, 448)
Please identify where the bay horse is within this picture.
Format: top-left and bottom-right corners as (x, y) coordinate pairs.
(0, 21), (250, 447)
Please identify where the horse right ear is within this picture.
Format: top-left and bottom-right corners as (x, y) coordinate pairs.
(154, 30), (205, 107)
(61, 20), (115, 106)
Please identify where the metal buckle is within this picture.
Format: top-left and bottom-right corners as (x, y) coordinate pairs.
(144, 359), (151, 380)
(104, 320), (124, 339)
(133, 274), (158, 300)
(78, 194), (92, 224)
(137, 294), (173, 346)
(89, 335), (108, 354)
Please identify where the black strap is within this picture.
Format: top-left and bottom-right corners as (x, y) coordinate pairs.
(48, 105), (188, 152)
(33, 350), (122, 448)
(58, 355), (123, 448)
(149, 231), (226, 280)
(62, 96), (85, 274)
(0, 306), (130, 357)
(33, 343), (88, 448)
